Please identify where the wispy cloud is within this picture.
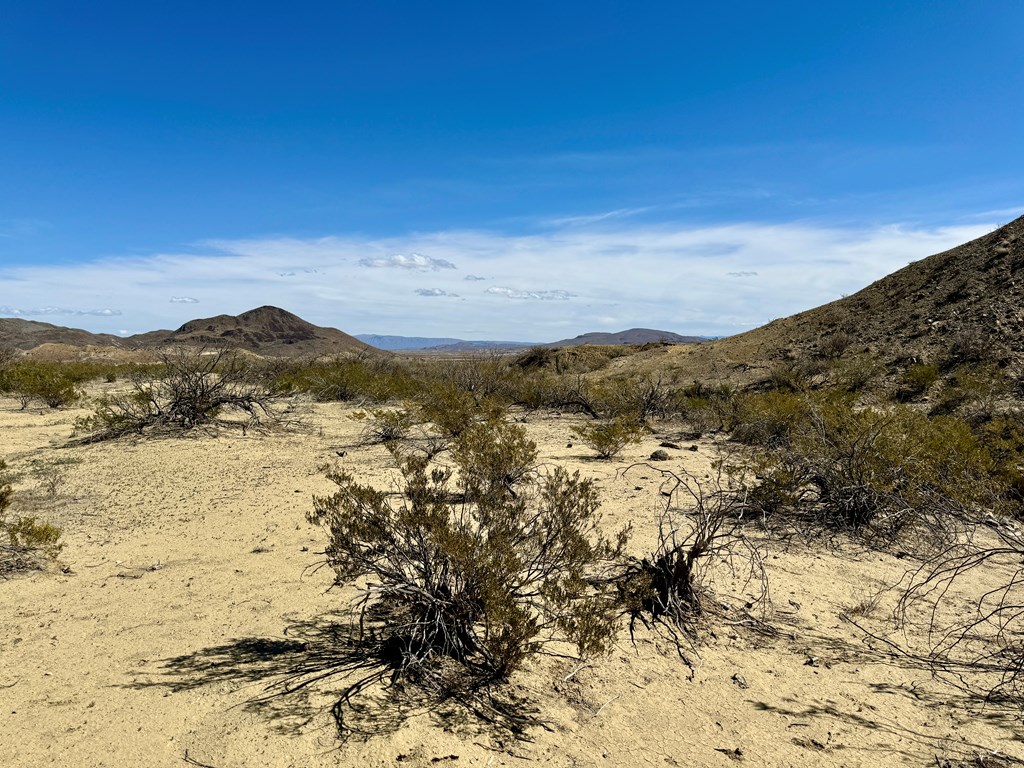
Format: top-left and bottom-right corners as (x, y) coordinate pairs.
(0, 217), (1001, 338)
(359, 253), (456, 271)
(169, 296), (200, 303)
(415, 288), (458, 297)
(0, 305), (121, 317)
(486, 287), (574, 301)
(464, 274), (487, 281)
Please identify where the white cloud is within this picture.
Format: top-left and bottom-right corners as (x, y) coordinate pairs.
(486, 287), (575, 301)
(415, 288), (458, 297)
(0, 305), (122, 317)
(464, 274), (487, 281)
(359, 253), (456, 271)
(727, 271), (759, 278)
(169, 296), (200, 303)
(0, 217), (1000, 339)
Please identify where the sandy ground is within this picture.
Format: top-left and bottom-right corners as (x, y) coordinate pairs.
(2, 388), (1023, 767)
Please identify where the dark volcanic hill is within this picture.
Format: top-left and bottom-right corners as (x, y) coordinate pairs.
(608, 214), (1024, 385)
(1, 307), (373, 358)
(0, 318), (125, 351)
(129, 306), (372, 357)
(549, 328), (707, 347)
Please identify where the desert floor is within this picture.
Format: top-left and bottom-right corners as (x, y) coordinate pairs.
(2, 388), (1023, 767)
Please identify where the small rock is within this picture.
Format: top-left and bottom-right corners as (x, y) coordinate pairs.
(731, 673), (749, 690)
(659, 441), (681, 449)
(650, 449), (670, 461)
(688, 444), (699, 451)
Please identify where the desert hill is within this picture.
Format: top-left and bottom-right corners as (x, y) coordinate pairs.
(2, 306), (373, 359)
(129, 306), (372, 357)
(549, 328), (707, 347)
(0, 318), (125, 351)
(610, 214), (1024, 386)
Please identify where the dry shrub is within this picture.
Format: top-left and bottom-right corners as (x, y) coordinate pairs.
(451, 418), (538, 503)
(74, 347), (285, 442)
(894, 522), (1024, 706)
(617, 463), (768, 669)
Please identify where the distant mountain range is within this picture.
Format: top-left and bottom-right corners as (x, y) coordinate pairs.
(0, 307), (705, 359)
(354, 334), (535, 351)
(357, 328), (705, 351)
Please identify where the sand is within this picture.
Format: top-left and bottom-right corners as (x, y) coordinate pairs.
(2, 388), (1022, 767)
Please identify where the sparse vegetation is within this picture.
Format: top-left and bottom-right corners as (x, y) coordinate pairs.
(571, 416), (644, 460)
(74, 347), (285, 441)
(0, 459), (64, 576)
(308, 446), (627, 721)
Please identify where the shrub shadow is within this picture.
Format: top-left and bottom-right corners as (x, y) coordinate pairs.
(125, 615), (539, 743)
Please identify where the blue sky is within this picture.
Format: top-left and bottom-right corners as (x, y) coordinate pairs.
(1, 1), (1022, 339)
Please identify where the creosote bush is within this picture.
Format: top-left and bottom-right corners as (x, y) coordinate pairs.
(0, 360), (82, 409)
(0, 459), (64, 576)
(737, 396), (999, 543)
(308, 449), (627, 690)
(571, 416), (644, 460)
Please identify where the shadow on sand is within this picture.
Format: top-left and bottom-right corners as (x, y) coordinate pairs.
(126, 614), (540, 745)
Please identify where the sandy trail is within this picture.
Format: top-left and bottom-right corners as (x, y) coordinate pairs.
(2, 393), (1022, 767)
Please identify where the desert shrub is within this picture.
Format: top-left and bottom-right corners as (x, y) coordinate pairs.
(571, 416), (644, 460)
(589, 376), (672, 423)
(352, 408), (415, 446)
(945, 328), (1001, 369)
(897, 362), (940, 401)
(929, 365), (1008, 423)
(28, 457), (80, 497)
(513, 344), (632, 375)
(412, 380), (507, 438)
(668, 381), (739, 436)
(0, 460), (64, 575)
(894, 522), (1024, 706)
(827, 353), (884, 393)
(0, 360), (81, 409)
(731, 390), (816, 448)
(308, 453), (626, 691)
(746, 399), (996, 541)
(617, 464), (767, 668)
(816, 330), (857, 360)
(450, 419), (538, 504)
(74, 347), (284, 441)
(275, 355), (413, 403)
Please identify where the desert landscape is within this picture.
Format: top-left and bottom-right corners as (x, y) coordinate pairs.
(3, 221), (1024, 767)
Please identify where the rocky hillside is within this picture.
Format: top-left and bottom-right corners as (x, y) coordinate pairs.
(0, 318), (124, 351)
(128, 306), (372, 357)
(610, 214), (1024, 385)
(2, 306), (373, 358)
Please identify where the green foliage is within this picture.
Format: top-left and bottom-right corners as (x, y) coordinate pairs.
(743, 397), (997, 539)
(451, 419), (538, 504)
(0, 460), (64, 575)
(353, 408), (415, 445)
(570, 416), (644, 460)
(668, 381), (739, 436)
(731, 390), (816, 448)
(412, 380), (507, 438)
(0, 360), (82, 409)
(274, 356), (413, 403)
(897, 363), (940, 400)
(309, 452), (626, 685)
